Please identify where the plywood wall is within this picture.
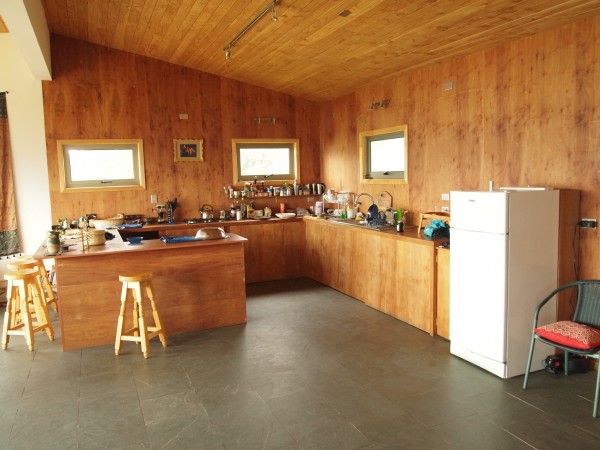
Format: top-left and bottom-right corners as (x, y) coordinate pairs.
(43, 36), (321, 222)
(319, 15), (600, 279)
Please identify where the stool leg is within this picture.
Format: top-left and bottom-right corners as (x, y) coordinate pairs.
(133, 284), (149, 358)
(37, 262), (58, 313)
(18, 282), (34, 351)
(115, 282), (129, 355)
(131, 284), (140, 341)
(2, 281), (15, 349)
(145, 284), (167, 347)
(30, 276), (54, 341)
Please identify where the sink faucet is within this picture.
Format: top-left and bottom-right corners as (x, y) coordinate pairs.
(354, 193), (374, 208)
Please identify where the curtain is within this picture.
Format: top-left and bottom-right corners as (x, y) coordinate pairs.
(0, 92), (21, 257)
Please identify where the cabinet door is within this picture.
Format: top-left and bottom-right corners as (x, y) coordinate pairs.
(385, 239), (435, 334)
(436, 248), (450, 339)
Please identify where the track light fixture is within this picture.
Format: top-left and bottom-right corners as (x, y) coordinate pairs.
(224, 0), (281, 60)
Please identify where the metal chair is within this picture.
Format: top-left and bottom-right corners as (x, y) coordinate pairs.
(523, 280), (600, 417)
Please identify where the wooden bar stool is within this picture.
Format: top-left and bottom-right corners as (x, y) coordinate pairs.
(8, 259), (58, 313)
(2, 269), (54, 351)
(115, 273), (167, 358)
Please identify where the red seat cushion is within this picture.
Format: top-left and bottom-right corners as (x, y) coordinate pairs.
(535, 321), (600, 350)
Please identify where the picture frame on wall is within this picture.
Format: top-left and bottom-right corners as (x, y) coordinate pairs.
(174, 139), (204, 162)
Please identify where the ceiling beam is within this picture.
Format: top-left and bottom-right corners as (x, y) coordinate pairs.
(0, 0), (51, 80)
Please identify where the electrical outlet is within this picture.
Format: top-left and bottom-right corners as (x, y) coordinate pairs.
(580, 218), (597, 228)
(441, 206), (450, 213)
(580, 218), (597, 229)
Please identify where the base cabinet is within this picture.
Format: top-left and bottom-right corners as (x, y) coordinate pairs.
(229, 221), (305, 283)
(305, 218), (439, 334)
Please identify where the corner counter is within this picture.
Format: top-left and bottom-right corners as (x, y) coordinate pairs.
(303, 216), (446, 335)
(35, 233), (248, 351)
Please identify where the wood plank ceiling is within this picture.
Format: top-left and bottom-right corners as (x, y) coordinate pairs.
(19, 1), (600, 101)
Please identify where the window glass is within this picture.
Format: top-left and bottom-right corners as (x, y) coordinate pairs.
(369, 135), (404, 173)
(239, 147), (290, 176)
(68, 149), (135, 181)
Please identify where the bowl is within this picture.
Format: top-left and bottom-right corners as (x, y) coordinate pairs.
(275, 213), (296, 219)
(127, 236), (143, 245)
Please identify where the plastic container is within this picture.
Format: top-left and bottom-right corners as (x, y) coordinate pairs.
(315, 201), (323, 216)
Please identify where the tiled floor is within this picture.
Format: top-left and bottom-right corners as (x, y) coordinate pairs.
(1, 278), (599, 449)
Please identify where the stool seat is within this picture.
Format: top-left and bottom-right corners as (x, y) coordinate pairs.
(115, 273), (167, 358)
(2, 269), (54, 351)
(118, 273), (152, 283)
(8, 259), (58, 313)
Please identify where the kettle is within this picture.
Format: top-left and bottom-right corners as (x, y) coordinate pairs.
(200, 204), (213, 220)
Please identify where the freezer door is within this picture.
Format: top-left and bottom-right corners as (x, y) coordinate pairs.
(450, 228), (508, 365)
(450, 191), (508, 234)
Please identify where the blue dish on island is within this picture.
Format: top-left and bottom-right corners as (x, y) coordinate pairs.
(127, 236), (143, 245)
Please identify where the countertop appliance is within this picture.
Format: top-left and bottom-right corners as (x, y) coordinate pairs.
(449, 189), (559, 378)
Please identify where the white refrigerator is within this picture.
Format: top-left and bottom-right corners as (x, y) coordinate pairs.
(449, 189), (559, 378)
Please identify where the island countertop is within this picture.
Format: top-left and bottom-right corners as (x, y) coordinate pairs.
(35, 232), (248, 351)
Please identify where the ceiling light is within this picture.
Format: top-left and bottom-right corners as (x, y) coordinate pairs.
(224, 0), (281, 60)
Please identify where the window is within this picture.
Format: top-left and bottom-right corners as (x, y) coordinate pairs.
(359, 125), (408, 184)
(57, 139), (146, 192)
(232, 139), (299, 185)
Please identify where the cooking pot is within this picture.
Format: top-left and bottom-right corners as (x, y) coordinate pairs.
(199, 204), (213, 220)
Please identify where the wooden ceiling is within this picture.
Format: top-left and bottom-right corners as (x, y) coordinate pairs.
(30, 1), (600, 101)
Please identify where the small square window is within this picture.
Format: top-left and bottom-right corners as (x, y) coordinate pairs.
(232, 139), (299, 185)
(360, 126), (408, 184)
(57, 139), (146, 192)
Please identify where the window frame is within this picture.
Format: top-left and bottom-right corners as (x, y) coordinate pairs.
(57, 139), (146, 193)
(231, 138), (300, 186)
(359, 125), (408, 185)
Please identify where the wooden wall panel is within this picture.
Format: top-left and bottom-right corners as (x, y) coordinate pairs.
(43, 35), (320, 222)
(319, 15), (600, 279)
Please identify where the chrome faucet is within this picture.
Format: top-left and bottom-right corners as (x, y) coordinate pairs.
(354, 193), (374, 208)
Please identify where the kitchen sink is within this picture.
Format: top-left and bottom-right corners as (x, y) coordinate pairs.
(324, 217), (394, 231)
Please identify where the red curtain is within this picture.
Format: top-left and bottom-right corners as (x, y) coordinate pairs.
(0, 92), (20, 257)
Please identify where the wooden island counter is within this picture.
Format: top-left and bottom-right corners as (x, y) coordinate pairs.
(35, 232), (247, 351)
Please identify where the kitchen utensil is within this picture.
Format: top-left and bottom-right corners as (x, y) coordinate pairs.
(200, 204), (213, 220)
(194, 227), (227, 240)
(275, 213), (296, 219)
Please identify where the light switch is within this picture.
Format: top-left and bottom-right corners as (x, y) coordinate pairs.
(150, 194), (157, 204)
(441, 193), (450, 201)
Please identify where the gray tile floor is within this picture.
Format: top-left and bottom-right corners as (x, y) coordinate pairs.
(1, 278), (600, 449)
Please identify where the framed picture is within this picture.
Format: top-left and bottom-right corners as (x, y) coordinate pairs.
(174, 139), (204, 162)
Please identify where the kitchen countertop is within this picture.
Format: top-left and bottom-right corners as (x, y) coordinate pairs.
(34, 229), (247, 259)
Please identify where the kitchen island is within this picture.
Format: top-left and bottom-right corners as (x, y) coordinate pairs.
(34, 232), (247, 351)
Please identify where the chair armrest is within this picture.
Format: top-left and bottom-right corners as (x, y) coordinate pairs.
(532, 282), (581, 327)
